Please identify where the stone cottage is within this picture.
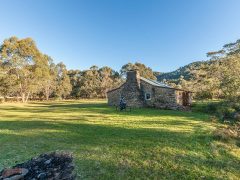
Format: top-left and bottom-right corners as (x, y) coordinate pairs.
(107, 70), (192, 110)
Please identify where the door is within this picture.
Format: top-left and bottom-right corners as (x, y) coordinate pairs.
(182, 92), (189, 106)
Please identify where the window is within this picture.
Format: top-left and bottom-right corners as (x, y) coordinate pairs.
(145, 93), (151, 100)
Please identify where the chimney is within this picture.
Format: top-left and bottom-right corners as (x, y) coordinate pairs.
(126, 70), (140, 88)
(122, 69), (143, 107)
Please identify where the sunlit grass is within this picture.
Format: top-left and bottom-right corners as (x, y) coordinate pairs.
(0, 100), (239, 179)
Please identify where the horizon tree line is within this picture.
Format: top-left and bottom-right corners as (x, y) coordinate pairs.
(0, 36), (156, 102)
(1, 36), (239, 103)
(172, 39), (240, 102)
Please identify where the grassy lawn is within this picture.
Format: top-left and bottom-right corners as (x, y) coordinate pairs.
(0, 100), (239, 179)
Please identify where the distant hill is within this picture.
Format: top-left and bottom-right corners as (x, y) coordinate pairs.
(157, 60), (213, 83)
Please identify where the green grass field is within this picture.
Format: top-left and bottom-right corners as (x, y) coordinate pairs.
(0, 100), (239, 179)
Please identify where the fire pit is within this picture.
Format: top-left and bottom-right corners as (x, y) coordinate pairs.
(0, 152), (75, 180)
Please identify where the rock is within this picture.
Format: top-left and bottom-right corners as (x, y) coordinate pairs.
(44, 159), (52, 165)
(37, 172), (47, 179)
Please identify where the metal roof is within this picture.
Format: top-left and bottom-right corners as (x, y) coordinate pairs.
(140, 77), (171, 88)
(107, 76), (192, 93)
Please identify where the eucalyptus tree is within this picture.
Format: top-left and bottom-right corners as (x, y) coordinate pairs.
(206, 39), (240, 101)
(120, 62), (156, 80)
(220, 55), (240, 101)
(0, 37), (44, 102)
(68, 69), (82, 98)
(55, 62), (72, 99)
(78, 66), (101, 98)
(98, 66), (123, 98)
(40, 55), (58, 100)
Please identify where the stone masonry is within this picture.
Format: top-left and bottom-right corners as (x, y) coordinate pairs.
(107, 70), (192, 110)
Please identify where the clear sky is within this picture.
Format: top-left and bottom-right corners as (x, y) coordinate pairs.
(0, 0), (240, 72)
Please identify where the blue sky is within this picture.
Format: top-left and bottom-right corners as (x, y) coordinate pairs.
(0, 0), (240, 72)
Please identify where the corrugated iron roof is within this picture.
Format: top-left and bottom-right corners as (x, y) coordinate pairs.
(107, 76), (192, 93)
(140, 77), (171, 88)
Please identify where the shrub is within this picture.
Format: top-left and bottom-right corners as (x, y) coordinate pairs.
(216, 106), (236, 121)
(236, 140), (240, 147)
(195, 101), (240, 123)
(224, 107), (235, 118)
(232, 103), (240, 111)
(205, 102), (218, 113)
(233, 113), (240, 121)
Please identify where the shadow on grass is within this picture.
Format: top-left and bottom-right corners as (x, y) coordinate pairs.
(1, 102), (239, 179)
(0, 103), (106, 112)
(0, 120), (239, 179)
(0, 120), (217, 157)
(0, 102), (209, 123)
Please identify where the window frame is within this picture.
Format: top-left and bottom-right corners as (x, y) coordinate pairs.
(145, 92), (151, 100)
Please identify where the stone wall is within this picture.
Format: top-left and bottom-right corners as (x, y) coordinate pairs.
(107, 86), (123, 106)
(140, 80), (180, 109)
(139, 80), (156, 106)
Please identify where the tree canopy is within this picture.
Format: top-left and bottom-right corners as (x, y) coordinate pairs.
(120, 62), (156, 80)
(1, 36), (239, 102)
(158, 39), (240, 101)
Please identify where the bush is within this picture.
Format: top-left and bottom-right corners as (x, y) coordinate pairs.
(203, 101), (240, 122)
(232, 103), (240, 111)
(217, 107), (236, 120)
(233, 112), (240, 121)
(205, 102), (218, 113)
(194, 101), (240, 123)
(236, 139), (240, 147)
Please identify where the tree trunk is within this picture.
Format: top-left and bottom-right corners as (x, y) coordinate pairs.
(26, 92), (30, 102)
(21, 93), (25, 103)
(45, 88), (50, 101)
(17, 96), (19, 102)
